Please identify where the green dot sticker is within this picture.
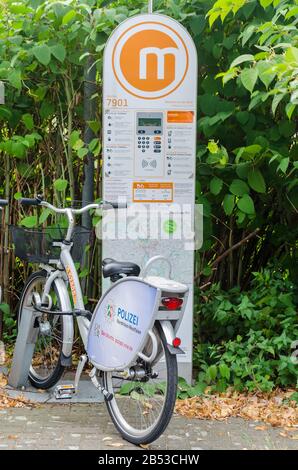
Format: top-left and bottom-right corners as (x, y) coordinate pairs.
(163, 219), (177, 234)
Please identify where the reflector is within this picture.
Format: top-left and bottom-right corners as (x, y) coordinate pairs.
(172, 337), (181, 348)
(161, 297), (183, 310)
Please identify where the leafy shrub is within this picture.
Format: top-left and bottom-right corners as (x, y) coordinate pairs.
(193, 268), (298, 392)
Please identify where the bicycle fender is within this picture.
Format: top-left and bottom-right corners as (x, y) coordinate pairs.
(159, 320), (185, 355)
(53, 277), (74, 363)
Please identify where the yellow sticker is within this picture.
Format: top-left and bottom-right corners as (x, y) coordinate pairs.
(66, 266), (77, 305)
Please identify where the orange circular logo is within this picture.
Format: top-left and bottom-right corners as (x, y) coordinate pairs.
(112, 22), (189, 100)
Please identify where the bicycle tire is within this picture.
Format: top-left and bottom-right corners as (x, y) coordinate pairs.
(103, 322), (178, 445)
(17, 270), (65, 389)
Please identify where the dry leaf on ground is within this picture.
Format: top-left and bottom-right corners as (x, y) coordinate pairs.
(0, 373), (8, 388)
(175, 389), (298, 429)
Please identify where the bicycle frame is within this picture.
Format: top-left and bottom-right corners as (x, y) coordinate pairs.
(39, 243), (91, 363)
(24, 198), (188, 372)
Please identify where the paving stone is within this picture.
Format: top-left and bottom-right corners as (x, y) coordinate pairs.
(0, 403), (297, 450)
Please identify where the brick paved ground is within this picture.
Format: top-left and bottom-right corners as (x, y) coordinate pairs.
(0, 404), (297, 450)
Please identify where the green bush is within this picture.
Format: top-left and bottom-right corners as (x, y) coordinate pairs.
(193, 267), (298, 392)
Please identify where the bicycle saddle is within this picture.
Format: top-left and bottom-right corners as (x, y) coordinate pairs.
(102, 258), (141, 280)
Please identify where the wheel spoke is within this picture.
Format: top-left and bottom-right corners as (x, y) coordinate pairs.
(102, 326), (177, 442)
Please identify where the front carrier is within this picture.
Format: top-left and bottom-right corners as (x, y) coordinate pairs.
(87, 260), (189, 371)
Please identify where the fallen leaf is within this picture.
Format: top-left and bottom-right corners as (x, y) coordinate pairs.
(255, 426), (268, 431)
(107, 442), (124, 448)
(0, 373), (7, 388)
(175, 388), (298, 429)
(140, 444), (150, 449)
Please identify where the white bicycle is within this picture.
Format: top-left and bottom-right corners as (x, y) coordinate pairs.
(12, 197), (189, 445)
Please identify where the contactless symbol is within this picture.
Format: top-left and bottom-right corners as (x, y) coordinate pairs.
(112, 22), (188, 99)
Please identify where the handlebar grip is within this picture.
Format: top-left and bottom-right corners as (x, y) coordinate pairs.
(104, 201), (127, 209)
(19, 197), (43, 206)
(0, 199), (8, 207)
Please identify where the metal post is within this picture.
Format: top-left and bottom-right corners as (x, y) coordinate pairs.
(8, 306), (41, 388)
(148, 0), (153, 14)
(0, 81), (4, 104)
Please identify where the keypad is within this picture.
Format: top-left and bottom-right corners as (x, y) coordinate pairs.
(137, 135), (162, 155)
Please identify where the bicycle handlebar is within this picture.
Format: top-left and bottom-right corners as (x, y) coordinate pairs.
(18, 197), (127, 214)
(19, 197), (42, 206)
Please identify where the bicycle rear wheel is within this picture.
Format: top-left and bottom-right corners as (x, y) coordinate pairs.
(18, 270), (65, 389)
(103, 323), (178, 445)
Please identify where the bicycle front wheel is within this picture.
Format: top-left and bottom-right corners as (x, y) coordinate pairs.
(103, 323), (178, 445)
(18, 270), (65, 389)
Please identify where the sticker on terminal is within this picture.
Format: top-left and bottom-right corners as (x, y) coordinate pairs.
(133, 182), (173, 203)
(167, 111), (194, 123)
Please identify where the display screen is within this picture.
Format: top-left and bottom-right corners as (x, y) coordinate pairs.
(138, 117), (162, 127)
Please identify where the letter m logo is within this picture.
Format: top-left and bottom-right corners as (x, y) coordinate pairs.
(139, 47), (178, 80)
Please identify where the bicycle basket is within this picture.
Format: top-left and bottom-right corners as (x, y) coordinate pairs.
(10, 225), (91, 264)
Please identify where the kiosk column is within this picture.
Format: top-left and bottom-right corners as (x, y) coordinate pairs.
(101, 13), (198, 382)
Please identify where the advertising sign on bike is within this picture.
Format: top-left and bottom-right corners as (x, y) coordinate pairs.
(87, 279), (159, 370)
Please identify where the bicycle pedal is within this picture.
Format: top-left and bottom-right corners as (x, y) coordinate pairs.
(54, 384), (76, 400)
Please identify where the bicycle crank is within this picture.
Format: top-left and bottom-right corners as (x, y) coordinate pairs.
(89, 368), (113, 402)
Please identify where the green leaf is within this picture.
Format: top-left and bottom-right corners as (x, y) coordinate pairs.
(272, 93), (285, 116)
(54, 179), (68, 192)
(240, 67), (258, 93)
(39, 208), (52, 225)
(0, 107), (12, 120)
(277, 157), (289, 174)
(0, 303), (10, 315)
(223, 194), (235, 215)
(248, 169), (266, 193)
(285, 47), (298, 65)
(219, 363), (230, 380)
(285, 103), (295, 120)
(70, 130), (81, 148)
(230, 54), (254, 68)
(256, 62), (276, 89)
(260, 0), (273, 8)
(79, 268), (89, 279)
(236, 209), (246, 224)
(202, 265), (212, 276)
(32, 44), (51, 66)
(20, 215), (38, 228)
(237, 194), (255, 214)
(87, 120), (100, 134)
(207, 140), (219, 154)
(207, 365), (218, 381)
(189, 15), (205, 36)
(8, 70), (22, 90)
(78, 147), (88, 159)
(229, 179), (250, 196)
(51, 44), (66, 63)
(241, 25), (255, 46)
(236, 111), (250, 125)
(22, 113), (34, 130)
(62, 9), (77, 25)
(210, 177), (223, 195)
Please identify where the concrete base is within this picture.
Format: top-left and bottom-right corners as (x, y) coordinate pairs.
(5, 376), (104, 404)
(178, 361), (193, 384)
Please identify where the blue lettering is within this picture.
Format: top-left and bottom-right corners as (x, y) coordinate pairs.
(116, 306), (139, 326)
